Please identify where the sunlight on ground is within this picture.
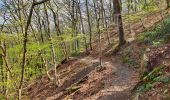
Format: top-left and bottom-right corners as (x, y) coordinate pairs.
(103, 85), (130, 93)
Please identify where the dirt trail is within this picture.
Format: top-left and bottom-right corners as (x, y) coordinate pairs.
(44, 55), (139, 100)
(25, 9), (170, 100)
(61, 56), (139, 100)
(84, 56), (139, 100)
(26, 52), (138, 100)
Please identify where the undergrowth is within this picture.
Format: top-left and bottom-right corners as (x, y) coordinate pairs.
(137, 15), (170, 46)
(133, 14), (170, 99)
(137, 66), (170, 93)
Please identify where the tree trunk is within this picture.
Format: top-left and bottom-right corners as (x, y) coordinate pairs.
(18, 0), (50, 99)
(166, 0), (170, 9)
(113, 0), (126, 46)
(100, 0), (111, 45)
(49, 2), (69, 61)
(44, 3), (60, 86)
(86, 0), (92, 50)
(97, 1), (103, 69)
(0, 41), (5, 95)
(77, 0), (88, 53)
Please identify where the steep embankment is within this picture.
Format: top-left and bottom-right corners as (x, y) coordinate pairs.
(24, 9), (170, 100)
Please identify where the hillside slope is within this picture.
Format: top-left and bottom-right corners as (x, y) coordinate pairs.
(24, 9), (170, 100)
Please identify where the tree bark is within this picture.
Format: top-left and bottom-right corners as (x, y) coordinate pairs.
(86, 0), (92, 50)
(113, 0), (126, 46)
(166, 0), (170, 9)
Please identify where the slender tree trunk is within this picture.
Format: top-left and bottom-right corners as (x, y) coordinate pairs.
(18, 3), (34, 100)
(35, 7), (44, 43)
(100, 0), (111, 45)
(109, 0), (114, 24)
(128, 0), (132, 34)
(166, 0), (170, 9)
(86, 0), (92, 50)
(0, 15), (10, 98)
(49, 3), (69, 61)
(44, 3), (60, 86)
(71, 0), (76, 51)
(93, 0), (98, 25)
(75, 5), (79, 51)
(97, 1), (103, 69)
(98, 15), (102, 68)
(34, 6), (52, 80)
(1, 63), (5, 94)
(0, 41), (5, 94)
(100, 0), (105, 28)
(18, 0), (50, 99)
(5, 71), (9, 99)
(17, 0), (24, 34)
(77, 0), (88, 53)
(0, 41), (11, 99)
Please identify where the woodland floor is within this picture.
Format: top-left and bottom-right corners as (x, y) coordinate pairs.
(24, 9), (170, 100)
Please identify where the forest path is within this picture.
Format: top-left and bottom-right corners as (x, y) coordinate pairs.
(45, 54), (139, 100)
(60, 55), (139, 100)
(26, 9), (170, 100)
(85, 56), (139, 100)
(27, 52), (138, 100)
